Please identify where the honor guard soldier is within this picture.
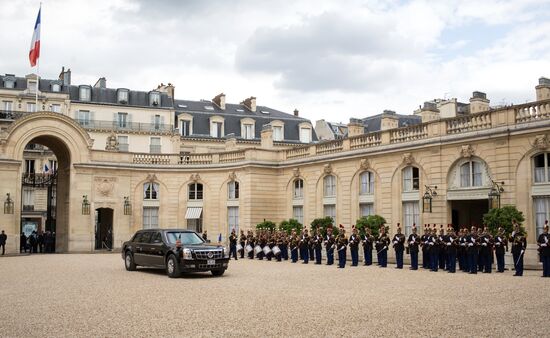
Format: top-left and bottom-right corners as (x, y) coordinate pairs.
(308, 231), (315, 262)
(290, 230), (299, 263)
(445, 225), (457, 273)
(229, 229), (238, 260)
(392, 223), (406, 269)
(362, 227), (374, 266)
(336, 225), (348, 268)
(349, 226), (360, 266)
(281, 232), (289, 260)
(494, 227), (508, 273)
(325, 226), (336, 265)
(376, 225), (390, 267)
(421, 224), (431, 269)
(407, 224), (420, 270)
(239, 230), (246, 259)
(276, 233), (284, 262)
(314, 229), (323, 264)
(510, 220), (527, 276)
(458, 228), (467, 272)
(479, 227), (493, 273)
(300, 229), (310, 264)
(438, 225), (446, 270)
(466, 226), (479, 274)
(429, 226), (441, 272)
(266, 233), (275, 261)
(537, 221), (550, 277)
(246, 231), (255, 259)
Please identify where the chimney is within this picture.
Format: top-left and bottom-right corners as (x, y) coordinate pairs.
(59, 67), (71, 86)
(212, 93), (226, 110)
(94, 77), (106, 89)
(420, 101), (440, 122)
(261, 124), (273, 149)
(347, 118), (364, 137)
(380, 110), (399, 131)
(469, 91), (490, 114)
(157, 83), (175, 98)
(294, 109), (299, 117)
(241, 96), (256, 112)
(536, 77), (550, 101)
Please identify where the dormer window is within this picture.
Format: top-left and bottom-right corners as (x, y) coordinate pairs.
(149, 91), (160, 106)
(3, 76), (15, 89)
(51, 83), (61, 92)
(117, 89), (129, 104)
(79, 86), (91, 102)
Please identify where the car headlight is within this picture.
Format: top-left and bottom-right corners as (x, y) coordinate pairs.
(223, 247), (229, 258)
(183, 248), (193, 260)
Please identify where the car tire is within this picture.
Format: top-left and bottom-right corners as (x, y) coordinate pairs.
(125, 251), (137, 271)
(166, 254), (181, 278)
(211, 269), (225, 277)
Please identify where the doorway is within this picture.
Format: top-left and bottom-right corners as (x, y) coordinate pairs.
(450, 200), (489, 230)
(95, 208), (113, 250)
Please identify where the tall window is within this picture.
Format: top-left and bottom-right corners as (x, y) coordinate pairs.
(324, 204), (336, 223)
(294, 179), (304, 199)
(460, 161), (483, 187)
(273, 126), (283, 141)
(77, 110), (90, 126)
(360, 171), (374, 195)
(228, 207), (239, 233)
(154, 115), (161, 130)
(300, 128), (311, 143)
(211, 121), (223, 137)
(360, 203), (374, 217)
(51, 83), (61, 92)
(117, 89), (129, 103)
(149, 91), (160, 106)
(3, 101), (13, 112)
(323, 175), (336, 197)
(50, 104), (61, 113)
(25, 159), (35, 174)
(79, 86), (91, 101)
(243, 124), (254, 139)
(23, 187), (34, 211)
(189, 183), (203, 200)
(533, 153), (550, 183)
(143, 182), (159, 200)
(534, 197), (550, 237)
(403, 201), (420, 236)
(27, 102), (36, 113)
(150, 137), (161, 154)
(403, 166), (419, 192)
(117, 112), (128, 128)
(143, 207), (159, 229)
(118, 136), (129, 152)
(293, 206), (304, 225)
(228, 181), (239, 199)
(180, 120), (191, 136)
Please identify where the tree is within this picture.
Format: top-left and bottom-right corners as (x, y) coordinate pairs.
(256, 220), (277, 231)
(310, 217), (339, 236)
(355, 215), (387, 237)
(482, 205), (525, 235)
(279, 218), (303, 234)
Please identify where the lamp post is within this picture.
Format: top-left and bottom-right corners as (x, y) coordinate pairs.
(423, 185), (437, 213)
(82, 195), (90, 215)
(123, 196), (132, 215)
(488, 180), (504, 209)
(4, 193), (14, 214)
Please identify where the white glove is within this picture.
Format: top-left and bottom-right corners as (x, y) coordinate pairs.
(512, 231), (516, 237)
(446, 243), (451, 246)
(409, 241), (414, 245)
(429, 242), (434, 246)
(541, 243), (547, 247)
(521, 250), (525, 254)
(482, 243), (487, 247)
(495, 243), (500, 246)
(468, 243), (473, 247)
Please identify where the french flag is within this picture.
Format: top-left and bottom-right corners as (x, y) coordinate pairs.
(29, 7), (41, 67)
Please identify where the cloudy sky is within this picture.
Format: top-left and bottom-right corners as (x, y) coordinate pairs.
(1, 0), (550, 123)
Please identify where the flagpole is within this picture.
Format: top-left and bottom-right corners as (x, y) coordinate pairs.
(35, 2), (41, 112)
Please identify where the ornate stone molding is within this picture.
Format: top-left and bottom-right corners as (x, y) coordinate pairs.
(532, 134), (549, 150)
(146, 173), (158, 183)
(402, 153), (414, 165)
(105, 133), (119, 151)
(323, 163), (332, 175)
(360, 158), (370, 170)
(292, 168), (301, 178)
(94, 177), (116, 197)
(190, 173), (201, 182)
(228, 171), (237, 181)
(460, 144), (475, 158)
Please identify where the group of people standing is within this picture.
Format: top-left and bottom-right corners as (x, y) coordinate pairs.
(227, 219), (550, 277)
(20, 231), (56, 254)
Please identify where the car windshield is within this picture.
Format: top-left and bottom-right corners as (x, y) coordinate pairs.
(166, 232), (205, 245)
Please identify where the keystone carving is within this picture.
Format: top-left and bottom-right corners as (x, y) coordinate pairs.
(292, 168), (301, 178)
(460, 144), (475, 158)
(360, 159), (370, 170)
(402, 153), (414, 165)
(228, 171), (237, 181)
(190, 173), (201, 182)
(105, 133), (119, 151)
(146, 173), (158, 183)
(533, 134), (549, 150)
(323, 163), (332, 175)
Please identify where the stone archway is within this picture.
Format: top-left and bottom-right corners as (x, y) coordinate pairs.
(0, 113), (92, 253)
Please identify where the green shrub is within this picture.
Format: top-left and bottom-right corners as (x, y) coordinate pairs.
(279, 218), (303, 234)
(256, 220), (277, 231)
(482, 206), (525, 235)
(355, 215), (387, 237)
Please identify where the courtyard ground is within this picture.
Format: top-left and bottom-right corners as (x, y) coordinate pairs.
(0, 254), (548, 337)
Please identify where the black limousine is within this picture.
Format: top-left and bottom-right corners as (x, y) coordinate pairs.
(122, 229), (229, 277)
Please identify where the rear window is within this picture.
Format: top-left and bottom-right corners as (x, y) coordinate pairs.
(151, 232), (162, 243)
(166, 232), (204, 245)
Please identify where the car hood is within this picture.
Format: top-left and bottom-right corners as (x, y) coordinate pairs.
(183, 244), (224, 251)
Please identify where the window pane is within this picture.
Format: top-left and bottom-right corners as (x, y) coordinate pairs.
(323, 204), (335, 223)
(293, 206), (303, 225)
(360, 203), (373, 217)
(403, 201), (419, 236)
(403, 167), (412, 191)
(472, 161), (483, 186)
(460, 163), (470, 187)
(294, 179), (303, 199)
(534, 197), (548, 237)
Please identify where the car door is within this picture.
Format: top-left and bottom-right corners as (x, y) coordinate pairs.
(148, 231), (165, 267)
(135, 231), (152, 266)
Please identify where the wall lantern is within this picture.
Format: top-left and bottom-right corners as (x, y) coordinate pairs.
(82, 195), (90, 215)
(488, 180), (505, 209)
(123, 196), (132, 215)
(422, 185), (437, 213)
(4, 193), (14, 214)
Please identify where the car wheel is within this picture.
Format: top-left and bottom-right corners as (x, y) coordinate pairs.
(125, 251), (136, 271)
(211, 269), (225, 277)
(166, 254), (181, 278)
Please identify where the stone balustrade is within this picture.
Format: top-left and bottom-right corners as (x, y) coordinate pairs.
(285, 146), (310, 159)
(446, 110), (492, 134)
(390, 124), (428, 143)
(316, 140), (343, 155)
(133, 153), (172, 165)
(179, 153), (213, 165)
(219, 151), (246, 163)
(349, 132), (382, 150)
(515, 101), (550, 123)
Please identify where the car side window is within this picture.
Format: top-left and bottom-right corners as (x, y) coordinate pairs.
(132, 232), (143, 243)
(138, 232), (152, 243)
(151, 232), (162, 244)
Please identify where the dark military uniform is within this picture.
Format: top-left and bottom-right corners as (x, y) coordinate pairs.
(510, 229), (527, 276)
(314, 233), (323, 264)
(300, 233), (310, 264)
(337, 232), (348, 268)
(538, 229), (550, 277)
(376, 231), (390, 267)
(392, 231), (406, 269)
(421, 228), (430, 269)
(429, 231), (440, 272)
(349, 232), (360, 266)
(325, 232), (335, 265)
(239, 232), (246, 258)
(466, 231), (478, 274)
(290, 234), (299, 263)
(362, 232), (374, 266)
(407, 232), (420, 270)
(229, 232), (238, 260)
(479, 231), (493, 273)
(494, 232), (508, 272)
(246, 234), (255, 259)
(445, 232), (457, 273)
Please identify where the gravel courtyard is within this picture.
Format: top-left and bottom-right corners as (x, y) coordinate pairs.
(0, 254), (549, 337)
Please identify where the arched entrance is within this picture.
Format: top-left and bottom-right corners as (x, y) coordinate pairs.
(95, 208), (113, 250)
(0, 113), (93, 253)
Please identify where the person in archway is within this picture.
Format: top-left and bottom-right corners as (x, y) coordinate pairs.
(37, 231), (44, 253)
(29, 231), (37, 254)
(20, 233), (27, 253)
(0, 230), (7, 255)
